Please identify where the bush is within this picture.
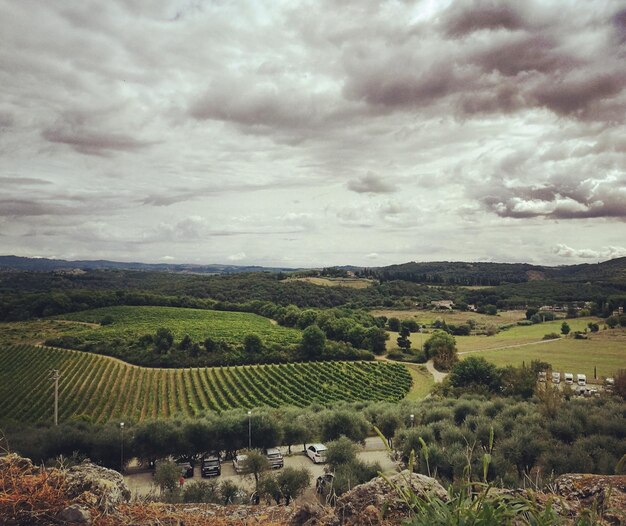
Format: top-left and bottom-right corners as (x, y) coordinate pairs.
(542, 332), (560, 340)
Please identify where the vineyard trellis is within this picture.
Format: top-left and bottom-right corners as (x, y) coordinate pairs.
(0, 345), (412, 423)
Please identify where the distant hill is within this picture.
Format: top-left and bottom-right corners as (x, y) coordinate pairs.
(0, 255), (296, 274)
(359, 258), (626, 286)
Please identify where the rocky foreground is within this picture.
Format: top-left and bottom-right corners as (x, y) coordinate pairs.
(0, 454), (624, 525)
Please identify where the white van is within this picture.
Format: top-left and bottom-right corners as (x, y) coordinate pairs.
(551, 372), (561, 384)
(564, 373), (574, 384)
(577, 374), (587, 386)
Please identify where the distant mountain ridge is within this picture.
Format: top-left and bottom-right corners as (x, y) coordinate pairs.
(359, 258), (626, 286)
(0, 255), (296, 274)
(1, 255), (625, 286)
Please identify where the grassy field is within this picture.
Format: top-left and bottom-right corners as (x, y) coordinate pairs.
(467, 330), (625, 380)
(371, 308), (526, 327)
(386, 316), (623, 379)
(402, 364), (435, 400)
(287, 276), (374, 288)
(52, 306), (303, 346)
(0, 344), (414, 423)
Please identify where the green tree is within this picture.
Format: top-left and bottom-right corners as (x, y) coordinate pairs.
(325, 436), (358, 469)
(179, 334), (192, 350)
(396, 326), (411, 351)
(587, 322), (599, 332)
(240, 449), (269, 491)
(301, 325), (326, 359)
(606, 316), (619, 329)
(321, 410), (369, 444)
(561, 321), (570, 335)
(154, 461), (180, 493)
(448, 356), (501, 392)
(364, 326), (388, 355)
(387, 317), (401, 332)
(243, 334), (263, 353)
(154, 327), (174, 353)
(276, 466), (310, 503)
(424, 330), (458, 371)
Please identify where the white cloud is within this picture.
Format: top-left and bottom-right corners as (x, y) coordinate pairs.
(0, 0), (625, 266)
(553, 244), (626, 260)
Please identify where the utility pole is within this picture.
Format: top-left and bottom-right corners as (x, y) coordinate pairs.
(50, 369), (61, 426)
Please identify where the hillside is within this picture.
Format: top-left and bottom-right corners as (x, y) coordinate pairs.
(0, 345), (412, 423)
(361, 257), (626, 286)
(0, 255), (296, 274)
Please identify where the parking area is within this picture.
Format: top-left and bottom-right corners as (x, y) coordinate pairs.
(124, 436), (399, 501)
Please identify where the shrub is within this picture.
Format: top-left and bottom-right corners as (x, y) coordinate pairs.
(542, 333), (560, 340)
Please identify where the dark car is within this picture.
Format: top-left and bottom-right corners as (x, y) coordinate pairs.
(175, 458), (194, 478)
(201, 453), (221, 477)
(264, 448), (284, 469)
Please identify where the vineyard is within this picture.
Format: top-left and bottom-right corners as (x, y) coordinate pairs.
(56, 306), (302, 346)
(0, 345), (412, 423)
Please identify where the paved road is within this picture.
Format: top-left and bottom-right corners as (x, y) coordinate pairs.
(124, 436), (399, 502)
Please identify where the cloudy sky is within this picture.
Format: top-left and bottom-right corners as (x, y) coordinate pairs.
(1, 0), (625, 267)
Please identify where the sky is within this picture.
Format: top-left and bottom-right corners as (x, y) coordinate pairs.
(1, 0), (625, 268)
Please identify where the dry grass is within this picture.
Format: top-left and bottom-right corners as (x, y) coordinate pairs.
(371, 309), (526, 326)
(286, 276), (374, 289)
(0, 455), (291, 526)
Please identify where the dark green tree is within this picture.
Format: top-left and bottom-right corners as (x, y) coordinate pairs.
(301, 325), (326, 359)
(561, 321), (570, 335)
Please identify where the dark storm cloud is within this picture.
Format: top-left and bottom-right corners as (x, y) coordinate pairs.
(42, 125), (153, 156)
(347, 172), (396, 194)
(482, 181), (626, 219)
(441, 1), (526, 37)
(0, 199), (80, 217)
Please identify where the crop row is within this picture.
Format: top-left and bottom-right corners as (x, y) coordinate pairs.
(0, 345), (412, 423)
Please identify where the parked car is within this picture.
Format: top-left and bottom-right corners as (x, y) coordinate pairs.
(574, 385), (588, 397)
(175, 459), (194, 478)
(538, 371), (547, 382)
(577, 374), (587, 386)
(552, 372), (561, 384)
(233, 454), (248, 474)
(201, 452), (221, 477)
(605, 377), (615, 391)
(306, 444), (328, 464)
(564, 373), (574, 384)
(264, 448), (284, 469)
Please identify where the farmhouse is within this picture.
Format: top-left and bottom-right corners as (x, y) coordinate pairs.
(431, 300), (454, 310)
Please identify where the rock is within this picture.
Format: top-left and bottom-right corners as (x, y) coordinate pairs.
(58, 504), (92, 524)
(334, 470), (447, 525)
(64, 461), (131, 513)
(553, 473), (626, 525)
(290, 502), (339, 526)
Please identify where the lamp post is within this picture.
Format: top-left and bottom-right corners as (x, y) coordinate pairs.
(247, 410), (252, 449)
(120, 422), (125, 473)
(410, 414), (415, 428)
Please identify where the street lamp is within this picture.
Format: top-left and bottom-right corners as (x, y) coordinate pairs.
(410, 414), (415, 428)
(247, 410), (252, 449)
(120, 422), (125, 473)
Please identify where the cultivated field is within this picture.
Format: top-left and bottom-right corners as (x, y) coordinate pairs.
(0, 345), (412, 423)
(371, 308), (527, 326)
(55, 306), (302, 346)
(287, 276), (374, 288)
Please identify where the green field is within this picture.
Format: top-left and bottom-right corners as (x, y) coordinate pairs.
(0, 345), (413, 423)
(386, 316), (623, 379)
(55, 306), (302, 346)
(462, 329), (626, 380)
